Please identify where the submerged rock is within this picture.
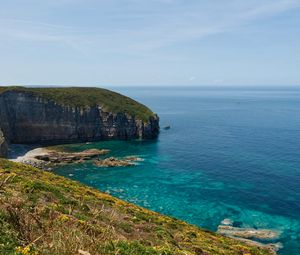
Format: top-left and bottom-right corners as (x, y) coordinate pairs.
(94, 156), (142, 167)
(217, 225), (280, 240)
(123, 156), (144, 162)
(217, 219), (281, 254)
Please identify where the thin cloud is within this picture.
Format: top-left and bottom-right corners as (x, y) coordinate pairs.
(0, 18), (92, 54)
(0, 0), (299, 54)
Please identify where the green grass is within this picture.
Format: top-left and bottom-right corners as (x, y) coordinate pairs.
(0, 159), (274, 255)
(0, 86), (155, 122)
(0, 212), (19, 254)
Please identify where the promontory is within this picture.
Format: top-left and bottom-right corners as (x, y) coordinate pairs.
(0, 86), (159, 157)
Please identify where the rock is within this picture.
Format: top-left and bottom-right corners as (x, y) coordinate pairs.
(0, 129), (8, 158)
(35, 149), (110, 165)
(217, 225), (280, 240)
(220, 218), (233, 226)
(13, 147), (111, 170)
(123, 156), (144, 162)
(94, 156), (142, 167)
(217, 221), (281, 254)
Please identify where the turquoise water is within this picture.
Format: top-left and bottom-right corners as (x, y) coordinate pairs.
(53, 87), (300, 255)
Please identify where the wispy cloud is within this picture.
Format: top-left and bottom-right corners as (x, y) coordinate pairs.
(0, 18), (92, 54)
(0, 0), (299, 54)
(239, 0), (300, 19)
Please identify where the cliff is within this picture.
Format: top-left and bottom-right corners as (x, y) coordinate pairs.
(0, 87), (159, 147)
(0, 129), (8, 157)
(0, 159), (273, 255)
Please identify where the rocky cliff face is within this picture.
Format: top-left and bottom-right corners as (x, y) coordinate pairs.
(0, 90), (159, 148)
(0, 129), (8, 158)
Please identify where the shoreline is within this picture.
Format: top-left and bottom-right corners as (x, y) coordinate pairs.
(11, 147), (53, 170)
(9, 145), (142, 170)
(13, 147), (50, 162)
(7, 144), (280, 254)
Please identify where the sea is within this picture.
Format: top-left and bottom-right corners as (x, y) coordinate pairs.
(13, 87), (300, 254)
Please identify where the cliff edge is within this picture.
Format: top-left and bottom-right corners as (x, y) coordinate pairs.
(0, 86), (159, 152)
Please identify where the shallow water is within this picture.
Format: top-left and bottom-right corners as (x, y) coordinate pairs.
(51, 87), (300, 254)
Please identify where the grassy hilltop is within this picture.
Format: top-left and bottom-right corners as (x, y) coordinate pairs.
(0, 86), (155, 122)
(0, 159), (273, 255)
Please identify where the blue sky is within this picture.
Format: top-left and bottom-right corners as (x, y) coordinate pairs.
(0, 0), (300, 86)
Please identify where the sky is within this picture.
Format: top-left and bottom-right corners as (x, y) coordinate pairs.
(0, 0), (300, 87)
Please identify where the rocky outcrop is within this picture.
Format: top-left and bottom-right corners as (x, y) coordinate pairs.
(0, 129), (8, 158)
(217, 219), (280, 254)
(0, 89), (159, 151)
(217, 225), (279, 240)
(35, 149), (110, 164)
(14, 147), (143, 170)
(94, 156), (142, 167)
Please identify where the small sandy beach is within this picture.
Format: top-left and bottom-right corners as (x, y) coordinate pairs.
(12, 147), (50, 166)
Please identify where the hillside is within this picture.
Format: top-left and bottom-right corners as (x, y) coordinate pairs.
(0, 159), (273, 255)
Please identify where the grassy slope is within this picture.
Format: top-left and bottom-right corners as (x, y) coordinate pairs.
(0, 86), (155, 122)
(0, 159), (272, 255)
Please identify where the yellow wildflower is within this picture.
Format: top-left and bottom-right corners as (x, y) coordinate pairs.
(58, 214), (70, 222)
(15, 244), (38, 255)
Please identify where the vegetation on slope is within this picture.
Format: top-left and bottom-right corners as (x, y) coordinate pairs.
(0, 159), (273, 255)
(0, 86), (155, 122)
